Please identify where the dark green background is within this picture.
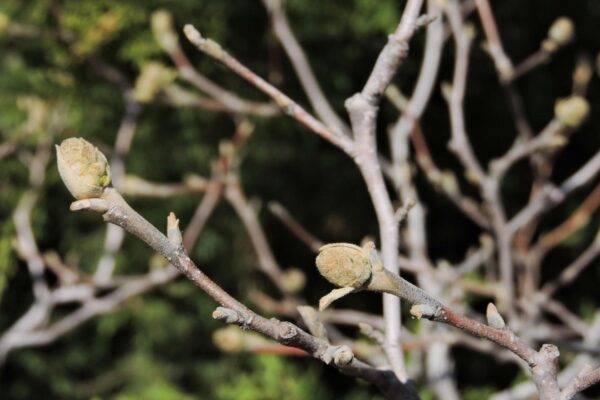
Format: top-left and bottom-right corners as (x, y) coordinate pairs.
(1, 1), (598, 398)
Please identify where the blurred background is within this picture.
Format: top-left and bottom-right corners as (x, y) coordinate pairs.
(0, 0), (599, 399)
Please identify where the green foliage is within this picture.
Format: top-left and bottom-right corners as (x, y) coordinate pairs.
(0, 223), (16, 303)
(463, 387), (496, 400)
(216, 355), (330, 400)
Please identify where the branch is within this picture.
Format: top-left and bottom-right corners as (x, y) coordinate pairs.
(561, 365), (600, 400)
(508, 150), (600, 235)
(344, 0), (424, 382)
(182, 24), (355, 155)
(261, 0), (350, 135)
(151, 10), (278, 117)
(268, 201), (324, 252)
(56, 136), (411, 398)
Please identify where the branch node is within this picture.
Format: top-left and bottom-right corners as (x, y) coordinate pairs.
(486, 302), (506, 330)
(333, 345), (354, 366)
(278, 321), (298, 341)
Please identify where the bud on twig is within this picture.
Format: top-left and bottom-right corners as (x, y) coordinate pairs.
(554, 96), (589, 128)
(547, 17), (574, 47)
(134, 62), (176, 103)
(315, 243), (372, 288)
(56, 137), (111, 199)
(486, 303), (506, 330)
(281, 268), (306, 294)
(151, 10), (178, 52)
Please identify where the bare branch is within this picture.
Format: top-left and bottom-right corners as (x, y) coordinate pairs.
(262, 0), (350, 135)
(183, 24), (355, 155)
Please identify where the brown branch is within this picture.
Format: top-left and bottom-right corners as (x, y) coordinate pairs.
(225, 182), (288, 294)
(182, 24), (355, 155)
(152, 11), (278, 117)
(69, 189), (412, 399)
(508, 150), (600, 235)
(261, 0), (350, 135)
(536, 184), (600, 251)
(268, 201), (324, 252)
(474, 0), (514, 81)
(561, 365), (600, 400)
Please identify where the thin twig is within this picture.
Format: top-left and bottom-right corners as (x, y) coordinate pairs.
(183, 25), (355, 155)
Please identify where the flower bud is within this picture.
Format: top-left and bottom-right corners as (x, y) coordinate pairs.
(133, 62), (176, 103)
(151, 10), (178, 52)
(281, 268), (306, 294)
(547, 17), (574, 47)
(315, 243), (372, 288)
(554, 96), (589, 128)
(56, 137), (111, 199)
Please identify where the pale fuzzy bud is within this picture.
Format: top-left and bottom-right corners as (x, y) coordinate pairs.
(547, 17), (574, 47)
(133, 62), (176, 103)
(281, 268), (306, 294)
(554, 96), (589, 128)
(486, 303), (506, 330)
(439, 170), (458, 194)
(315, 243), (372, 288)
(572, 56), (592, 91)
(151, 10), (178, 52)
(56, 137), (111, 199)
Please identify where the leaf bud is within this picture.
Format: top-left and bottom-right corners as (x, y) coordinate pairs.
(554, 96), (589, 128)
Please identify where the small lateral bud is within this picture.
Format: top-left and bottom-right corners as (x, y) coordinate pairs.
(554, 96), (589, 128)
(486, 303), (506, 330)
(212, 307), (240, 324)
(281, 268), (306, 294)
(410, 304), (436, 319)
(333, 345), (354, 366)
(56, 137), (111, 200)
(167, 212), (183, 247)
(439, 170), (458, 194)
